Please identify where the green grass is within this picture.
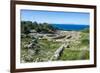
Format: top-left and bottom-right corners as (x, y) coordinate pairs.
(21, 37), (62, 62)
(38, 39), (61, 52)
(59, 49), (89, 60)
(59, 29), (90, 61)
(79, 30), (89, 48)
(21, 28), (90, 62)
(81, 28), (89, 33)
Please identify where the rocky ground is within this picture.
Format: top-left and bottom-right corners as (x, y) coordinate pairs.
(21, 29), (89, 63)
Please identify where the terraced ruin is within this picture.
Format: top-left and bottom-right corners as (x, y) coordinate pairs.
(21, 29), (89, 63)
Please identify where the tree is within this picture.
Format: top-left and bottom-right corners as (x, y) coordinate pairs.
(21, 21), (56, 34)
(21, 21), (32, 34)
(24, 26), (30, 34)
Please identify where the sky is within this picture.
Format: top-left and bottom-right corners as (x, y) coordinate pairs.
(21, 9), (90, 25)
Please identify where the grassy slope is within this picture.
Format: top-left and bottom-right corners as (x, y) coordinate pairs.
(21, 28), (90, 62)
(59, 28), (90, 60)
(21, 37), (61, 62)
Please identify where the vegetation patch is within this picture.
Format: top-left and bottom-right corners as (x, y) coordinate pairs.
(20, 21), (90, 63)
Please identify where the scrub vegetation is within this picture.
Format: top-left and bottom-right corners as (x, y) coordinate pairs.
(21, 21), (89, 63)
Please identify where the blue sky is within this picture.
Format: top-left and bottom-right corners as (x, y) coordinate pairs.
(21, 10), (90, 25)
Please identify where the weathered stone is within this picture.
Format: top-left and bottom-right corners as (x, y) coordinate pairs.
(50, 44), (66, 60)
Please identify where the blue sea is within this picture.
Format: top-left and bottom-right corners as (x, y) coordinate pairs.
(51, 24), (89, 31)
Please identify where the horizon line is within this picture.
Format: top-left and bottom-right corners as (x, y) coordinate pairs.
(21, 20), (89, 25)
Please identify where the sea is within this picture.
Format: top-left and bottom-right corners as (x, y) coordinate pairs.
(51, 24), (89, 31)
